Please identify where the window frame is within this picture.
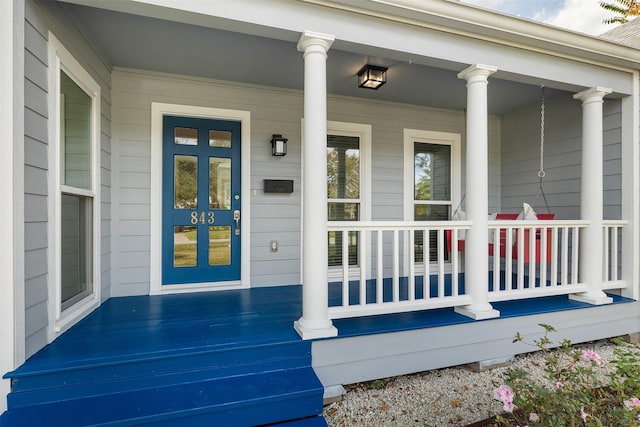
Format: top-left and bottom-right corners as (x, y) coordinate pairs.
(403, 129), (461, 269)
(326, 121), (371, 278)
(47, 33), (101, 340)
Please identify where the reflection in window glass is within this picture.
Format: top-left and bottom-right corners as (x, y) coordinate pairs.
(209, 130), (232, 148)
(209, 157), (231, 209)
(209, 226), (231, 266)
(60, 71), (92, 190)
(414, 143), (451, 201)
(174, 155), (198, 209)
(61, 194), (92, 309)
(327, 135), (360, 200)
(175, 127), (198, 145)
(174, 226), (197, 267)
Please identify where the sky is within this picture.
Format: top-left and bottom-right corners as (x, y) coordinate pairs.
(460, 0), (622, 36)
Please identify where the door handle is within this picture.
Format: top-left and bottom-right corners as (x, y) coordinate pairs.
(233, 210), (241, 235)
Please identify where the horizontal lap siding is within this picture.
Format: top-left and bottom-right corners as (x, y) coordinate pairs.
(24, 0), (112, 357)
(112, 70), (501, 294)
(501, 94), (621, 220)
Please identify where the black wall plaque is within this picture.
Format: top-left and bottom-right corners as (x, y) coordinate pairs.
(264, 179), (294, 194)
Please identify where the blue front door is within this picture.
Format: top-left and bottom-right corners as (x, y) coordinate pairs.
(162, 115), (241, 285)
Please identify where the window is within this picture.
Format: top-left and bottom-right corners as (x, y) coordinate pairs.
(49, 33), (100, 335)
(326, 122), (371, 269)
(404, 130), (461, 263)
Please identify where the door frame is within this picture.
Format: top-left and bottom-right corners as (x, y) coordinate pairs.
(150, 103), (251, 294)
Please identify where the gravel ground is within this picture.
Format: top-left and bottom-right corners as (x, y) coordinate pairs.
(323, 340), (620, 426)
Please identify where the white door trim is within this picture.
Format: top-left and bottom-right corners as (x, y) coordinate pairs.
(150, 103), (251, 294)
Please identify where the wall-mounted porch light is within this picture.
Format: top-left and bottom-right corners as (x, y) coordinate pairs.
(357, 64), (387, 90)
(271, 134), (288, 156)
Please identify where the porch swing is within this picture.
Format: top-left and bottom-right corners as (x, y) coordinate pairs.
(447, 85), (556, 263)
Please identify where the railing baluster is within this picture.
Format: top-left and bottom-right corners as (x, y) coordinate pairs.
(452, 228), (459, 297)
(438, 228), (445, 299)
(550, 227), (558, 287)
(528, 226), (535, 290)
(359, 230), (367, 306)
(540, 226), (547, 289)
(424, 228), (430, 299)
(571, 227), (579, 285)
(342, 229), (349, 307)
(603, 226), (610, 282)
(376, 229), (383, 304)
(491, 225), (499, 294)
(392, 229), (399, 302)
(612, 226), (619, 281)
(506, 225), (513, 291)
(408, 229), (415, 301)
(561, 226), (569, 286)
(517, 227), (525, 290)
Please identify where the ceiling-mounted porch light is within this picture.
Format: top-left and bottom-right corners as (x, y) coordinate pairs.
(271, 134), (288, 156)
(357, 64), (387, 90)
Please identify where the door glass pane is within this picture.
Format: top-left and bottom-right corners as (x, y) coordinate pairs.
(209, 130), (232, 148)
(328, 203), (360, 266)
(414, 143), (451, 201)
(60, 71), (92, 190)
(209, 226), (231, 266)
(61, 194), (92, 309)
(174, 226), (197, 267)
(174, 155), (198, 209)
(175, 127), (198, 145)
(209, 157), (231, 209)
(327, 135), (360, 199)
(414, 204), (450, 262)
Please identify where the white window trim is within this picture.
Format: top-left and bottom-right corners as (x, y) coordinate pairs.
(149, 103), (251, 294)
(47, 33), (101, 340)
(403, 129), (461, 274)
(300, 120), (372, 281)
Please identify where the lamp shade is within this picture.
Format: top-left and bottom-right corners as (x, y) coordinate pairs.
(271, 134), (287, 156)
(357, 65), (387, 90)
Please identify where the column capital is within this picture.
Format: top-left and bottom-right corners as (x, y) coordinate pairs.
(457, 64), (497, 82)
(573, 86), (612, 103)
(297, 30), (335, 54)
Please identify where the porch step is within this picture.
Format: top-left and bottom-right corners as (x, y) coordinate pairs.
(2, 340), (325, 426)
(1, 366), (323, 427)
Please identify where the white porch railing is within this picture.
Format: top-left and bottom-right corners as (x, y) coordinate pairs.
(327, 220), (627, 319)
(603, 220), (627, 290)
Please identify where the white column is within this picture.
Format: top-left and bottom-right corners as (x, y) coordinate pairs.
(294, 31), (338, 339)
(0, 0), (25, 412)
(570, 87), (613, 305)
(454, 64), (500, 320)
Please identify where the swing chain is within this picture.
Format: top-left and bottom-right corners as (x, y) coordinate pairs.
(538, 85), (545, 179)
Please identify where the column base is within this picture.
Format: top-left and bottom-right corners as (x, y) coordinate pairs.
(569, 291), (613, 305)
(294, 318), (338, 340)
(455, 305), (500, 320)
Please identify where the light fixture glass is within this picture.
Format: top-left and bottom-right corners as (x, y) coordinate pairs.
(271, 134), (288, 156)
(357, 65), (387, 90)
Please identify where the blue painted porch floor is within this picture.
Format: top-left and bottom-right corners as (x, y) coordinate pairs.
(2, 283), (633, 426)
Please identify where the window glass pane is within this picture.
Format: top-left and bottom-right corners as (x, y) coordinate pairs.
(414, 143), (451, 201)
(209, 157), (231, 209)
(61, 194), (92, 309)
(174, 155), (198, 209)
(174, 226), (197, 267)
(209, 226), (231, 266)
(327, 135), (360, 200)
(175, 127), (198, 145)
(60, 71), (92, 190)
(414, 204), (450, 263)
(328, 203), (359, 266)
(209, 130), (232, 148)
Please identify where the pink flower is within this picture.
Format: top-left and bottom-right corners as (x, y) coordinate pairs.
(503, 400), (515, 413)
(580, 349), (602, 366)
(529, 412), (539, 422)
(624, 397), (640, 409)
(554, 381), (564, 390)
(493, 385), (514, 403)
(580, 407), (588, 422)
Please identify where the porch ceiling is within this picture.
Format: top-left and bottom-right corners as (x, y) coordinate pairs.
(64, 2), (564, 115)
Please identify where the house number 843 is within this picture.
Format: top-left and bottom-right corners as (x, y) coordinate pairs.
(190, 211), (215, 224)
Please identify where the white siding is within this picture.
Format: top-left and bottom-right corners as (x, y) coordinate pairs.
(23, 0), (112, 357)
(111, 69), (501, 295)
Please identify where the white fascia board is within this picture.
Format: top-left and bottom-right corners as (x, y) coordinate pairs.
(310, 0), (640, 70)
